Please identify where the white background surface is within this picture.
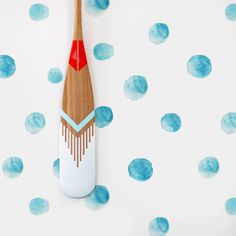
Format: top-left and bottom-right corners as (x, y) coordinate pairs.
(0, 0), (236, 235)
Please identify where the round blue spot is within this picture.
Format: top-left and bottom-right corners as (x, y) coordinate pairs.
(53, 159), (59, 177)
(221, 112), (236, 134)
(124, 75), (148, 101)
(85, 0), (110, 16)
(2, 157), (23, 178)
(95, 106), (113, 128)
(48, 68), (63, 84)
(86, 185), (110, 210)
(149, 217), (170, 236)
(225, 198), (236, 215)
(187, 55), (212, 78)
(29, 4), (49, 21)
(128, 158), (153, 182)
(198, 157), (219, 178)
(94, 43), (114, 60)
(225, 4), (236, 21)
(0, 55), (16, 79)
(29, 198), (49, 215)
(149, 23), (169, 45)
(161, 113), (181, 133)
(25, 112), (46, 134)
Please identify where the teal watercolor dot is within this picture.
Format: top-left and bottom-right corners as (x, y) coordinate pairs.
(94, 43), (114, 60)
(85, 0), (110, 16)
(29, 198), (49, 215)
(95, 106), (113, 128)
(0, 55), (16, 79)
(25, 112), (46, 134)
(86, 185), (110, 210)
(2, 157), (23, 178)
(149, 23), (169, 45)
(53, 159), (59, 177)
(225, 198), (236, 215)
(221, 112), (236, 134)
(29, 4), (49, 21)
(161, 113), (181, 132)
(198, 157), (219, 178)
(124, 75), (148, 101)
(48, 68), (63, 84)
(187, 55), (212, 78)
(128, 158), (153, 182)
(149, 217), (170, 236)
(225, 4), (236, 21)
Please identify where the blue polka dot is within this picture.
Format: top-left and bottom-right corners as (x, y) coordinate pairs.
(149, 23), (169, 45)
(225, 4), (236, 21)
(187, 55), (212, 78)
(198, 157), (219, 178)
(149, 217), (169, 236)
(29, 4), (49, 21)
(25, 112), (46, 134)
(29, 198), (49, 215)
(86, 185), (110, 210)
(85, 0), (110, 16)
(94, 43), (114, 60)
(221, 112), (236, 134)
(161, 113), (181, 132)
(0, 55), (16, 79)
(225, 198), (236, 215)
(124, 75), (148, 101)
(128, 158), (153, 182)
(95, 106), (113, 128)
(2, 157), (23, 178)
(48, 68), (63, 84)
(53, 159), (59, 177)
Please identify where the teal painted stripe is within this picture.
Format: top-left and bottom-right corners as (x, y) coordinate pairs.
(61, 110), (95, 133)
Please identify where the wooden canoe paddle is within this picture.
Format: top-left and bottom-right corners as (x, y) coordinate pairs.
(60, 0), (96, 198)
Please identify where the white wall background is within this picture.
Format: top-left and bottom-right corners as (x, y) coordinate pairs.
(0, 0), (236, 235)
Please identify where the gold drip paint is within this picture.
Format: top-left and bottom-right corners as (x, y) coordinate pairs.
(61, 120), (94, 167)
(70, 132), (73, 155)
(89, 126), (91, 142)
(80, 135), (82, 161)
(74, 136), (76, 161)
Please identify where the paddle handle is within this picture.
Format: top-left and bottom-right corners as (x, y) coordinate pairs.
(73, 0), (82, 39)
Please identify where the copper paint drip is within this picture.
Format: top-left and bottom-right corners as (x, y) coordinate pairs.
(61, 123), (94, 167)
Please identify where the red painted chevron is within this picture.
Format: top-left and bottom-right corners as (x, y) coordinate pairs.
(69, 40), (87, 72)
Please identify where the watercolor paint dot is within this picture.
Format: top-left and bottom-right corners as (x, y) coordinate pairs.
(225, 4), (236, 21)
(0, 55), (16, 79)
(53, 159), (59, 177)
(128, 158), (153, 182)
(198, 157), (219, 178)
(48, 68), (63, 84)
(29, 4), (49, 21)
(221, 112), (236, 134)
(95, 106), (113, 128)
(25, 112), (46, 135)
(85, 0), (110, 16)
(29, 198), (49, 215)
(2, 157), (23, 178)
(161, 113), (181, 133)
(94, 43), (114, 60)
(225, 198), (236, 215)
(86, 185), (110, 210)
(149, 217), (169, 236)
(149, 23), (169, 45)
(187, 55), (212, 78)
(124, 75), (148, 101)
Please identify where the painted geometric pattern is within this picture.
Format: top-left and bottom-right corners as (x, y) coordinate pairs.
(61, 39), (95, 167)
